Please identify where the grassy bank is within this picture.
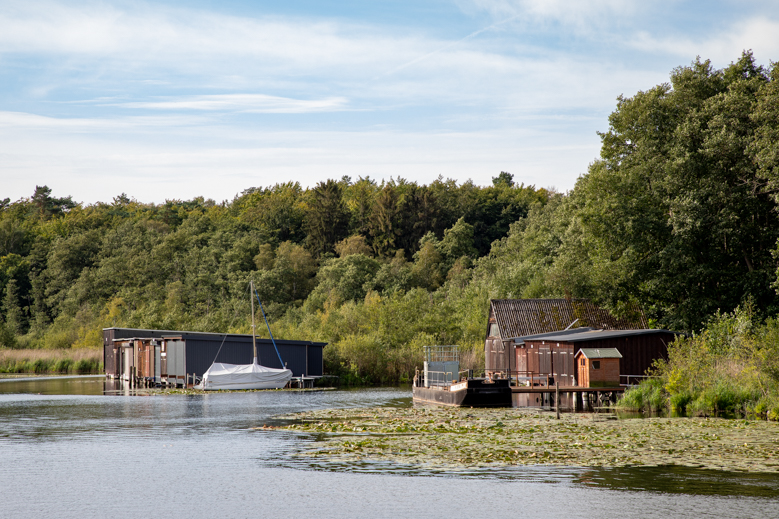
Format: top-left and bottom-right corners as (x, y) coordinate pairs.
(618, 307), (779, 420)
(276, 406), (779, 472)
(0, 348), (103, 374)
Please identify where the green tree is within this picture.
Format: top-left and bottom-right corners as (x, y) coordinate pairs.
(304, 254), (381, 310)
(574, 52), (779, 330)
(368, 186), (401, 257)
(305, 180), (350, 257)
(31, 185), (77, 220)
(3, 278), (23, 335)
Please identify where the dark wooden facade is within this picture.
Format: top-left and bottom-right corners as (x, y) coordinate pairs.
(485, 299), (647, 374)
(103, 327), (326, 383)
(521, 329), (677, 386)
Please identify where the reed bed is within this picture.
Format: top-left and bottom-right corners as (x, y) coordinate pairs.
(0, 348), (103, 374)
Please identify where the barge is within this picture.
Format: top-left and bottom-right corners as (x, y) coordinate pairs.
(412, 345), (512, 407)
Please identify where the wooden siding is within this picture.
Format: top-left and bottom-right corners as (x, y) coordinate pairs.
(577, 355), (620, 387)
(524, 331), (673, 384)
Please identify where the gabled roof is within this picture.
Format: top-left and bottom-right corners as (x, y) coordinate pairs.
(490, 299), (647, 338)
(577, 348), (623, 359)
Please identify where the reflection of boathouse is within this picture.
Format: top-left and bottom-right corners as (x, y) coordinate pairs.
(103, 327), (326, 387)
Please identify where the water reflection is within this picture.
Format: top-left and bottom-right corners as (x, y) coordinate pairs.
(0, 375), (106, 395)
(575, 466), (779, 498)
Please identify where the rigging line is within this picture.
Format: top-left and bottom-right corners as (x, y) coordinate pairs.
(254, 288), (285, 368)
(208, 282), (250, 367)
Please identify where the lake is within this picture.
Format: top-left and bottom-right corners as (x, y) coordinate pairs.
(0, 376), (777, 518)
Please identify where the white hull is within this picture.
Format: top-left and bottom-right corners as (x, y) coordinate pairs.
(197, 359), (292, 391)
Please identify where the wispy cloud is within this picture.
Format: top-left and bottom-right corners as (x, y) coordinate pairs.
(459, 0), (643, 33)
(107, 94), (350, 113)
(0, 1), (418, 72)
(629, 17), (779, 62)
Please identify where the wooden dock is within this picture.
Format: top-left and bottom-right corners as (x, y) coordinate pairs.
(511, 386), (623, 394)
(510, 383), (624, 413)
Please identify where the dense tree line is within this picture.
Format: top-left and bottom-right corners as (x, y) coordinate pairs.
(0, 175), (546, 370)
(2, 52), (779, 386)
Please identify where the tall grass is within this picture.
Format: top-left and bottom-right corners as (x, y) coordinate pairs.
(0, 349), (103, 374)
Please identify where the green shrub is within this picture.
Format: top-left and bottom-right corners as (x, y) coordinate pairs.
(618, 378), (665, 412)
(669, 391), (693, 414)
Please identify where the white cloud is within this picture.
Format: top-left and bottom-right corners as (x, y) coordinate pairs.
(0, 110), (600, 204)
(108, 94), (350, 113)
(629, 17), (779, 63)
(0, 1), (423, 73)
(459, 0), (644, 33)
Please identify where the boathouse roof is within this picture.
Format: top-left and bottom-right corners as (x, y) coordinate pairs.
(489, 299), (647, 338)
(531, 328), (679, 344)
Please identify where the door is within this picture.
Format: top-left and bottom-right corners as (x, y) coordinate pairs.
(516, 346), (527, 373)
(538, 345), (551, 386)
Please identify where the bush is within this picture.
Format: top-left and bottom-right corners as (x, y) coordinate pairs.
(669, 391), (693, 414)
(618, 378), (665, 412)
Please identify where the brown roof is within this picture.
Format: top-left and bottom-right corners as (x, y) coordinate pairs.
(489, 299), (647, 338)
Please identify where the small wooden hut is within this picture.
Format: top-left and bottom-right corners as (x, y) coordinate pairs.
(576, 348), (622, 388)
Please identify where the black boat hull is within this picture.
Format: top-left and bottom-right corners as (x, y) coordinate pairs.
(412, 378), (512, 407)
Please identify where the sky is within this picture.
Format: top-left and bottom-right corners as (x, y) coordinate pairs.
(1, 0), (778, 205)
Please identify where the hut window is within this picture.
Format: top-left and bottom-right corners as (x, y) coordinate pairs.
(489, 323), (499, 337)
(592, 361), (601, 370)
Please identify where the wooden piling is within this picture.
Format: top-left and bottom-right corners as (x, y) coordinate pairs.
(555, 381), (560, 419)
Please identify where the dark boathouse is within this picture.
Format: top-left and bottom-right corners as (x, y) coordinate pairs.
(103, 327), (326, 386)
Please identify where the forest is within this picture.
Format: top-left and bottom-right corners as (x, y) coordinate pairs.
(2, 52), (779, 406)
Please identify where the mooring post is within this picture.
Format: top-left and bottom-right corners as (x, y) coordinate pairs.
(555, 381), (560, 419)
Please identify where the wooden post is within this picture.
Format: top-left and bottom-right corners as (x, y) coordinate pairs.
(555, 381), (560, 419)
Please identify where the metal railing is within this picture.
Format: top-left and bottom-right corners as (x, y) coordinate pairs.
(425, 370), (456, 388)
(620, 374), (652, 386)
(423, 345), (459, 363)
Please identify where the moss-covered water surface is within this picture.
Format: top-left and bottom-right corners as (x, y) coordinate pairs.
(277, 406), (779, 473)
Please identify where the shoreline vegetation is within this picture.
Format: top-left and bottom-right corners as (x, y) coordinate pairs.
(618, 307), (779, 421)
(0, 348), (102, 374)
(276, 406), (779, 473)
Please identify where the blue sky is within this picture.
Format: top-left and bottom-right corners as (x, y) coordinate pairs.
(2, 0), (778, 204)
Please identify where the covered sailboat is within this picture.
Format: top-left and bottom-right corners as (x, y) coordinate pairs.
(197, 281), (292, 390)
(199, 360), (292, 390)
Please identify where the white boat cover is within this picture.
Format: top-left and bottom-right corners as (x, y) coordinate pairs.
(198, 359), (292, 390)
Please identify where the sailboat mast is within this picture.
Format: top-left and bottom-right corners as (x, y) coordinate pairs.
(250, 280), (257, 362)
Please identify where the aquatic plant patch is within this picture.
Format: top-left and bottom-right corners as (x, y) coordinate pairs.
(276, 407), (779, 473)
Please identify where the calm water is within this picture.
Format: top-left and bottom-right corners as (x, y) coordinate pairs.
(0, 377), (777, 518)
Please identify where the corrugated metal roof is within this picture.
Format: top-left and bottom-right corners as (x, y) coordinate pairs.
(534, 328), (679, 343)
(491, 299), (647, 338)
(577, 348), (623, 359)
(507, 327), (595, 344)
(103, 327), (327, 347)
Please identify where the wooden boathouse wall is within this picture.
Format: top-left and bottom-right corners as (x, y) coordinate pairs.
(485, 299), (648, 374)
(521, 329), (678, 385)
(103, 327), (326, 381)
